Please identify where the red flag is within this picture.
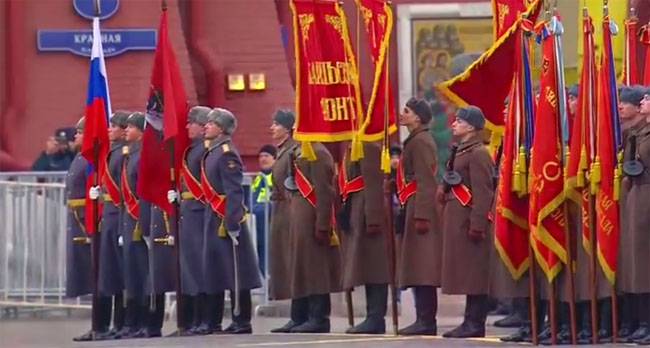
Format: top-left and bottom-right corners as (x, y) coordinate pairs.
(641, 24), (650, 86)
(137, 7), (189, 215)
(528, 25), (567, 282)
(622, 17), (639, 85)
(494, 39), (530, 279)
(566, 12), (596, 253)
(438, 0), (542, 134)
(593, 15), (622, 285)
(491, 0), (532, 40)
(356, 0), (397, 142)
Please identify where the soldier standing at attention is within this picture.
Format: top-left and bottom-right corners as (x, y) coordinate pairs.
(288, 140), (341, 333)
(93, 111), (129, 340)
(115, 112), (152, 339)
(396, 97), (441, 336)
(201, 108), (262, 334)
(167, 106), (211, 335)
(339, 142), (390, 334)
(439, 106), (494, 338)
(68, 117), (107, 341)
(267, 110), (308, 333)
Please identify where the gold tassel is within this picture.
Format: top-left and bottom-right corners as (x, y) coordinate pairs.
(329, 229), (340, 247)
(577, 147), (588, 188)
(614, 151), (623, 201)
(218, 221), (227, 238)
(350, 135), (364, 162)
(380, 145), (391, 174)
(133, 222), (142, 242)
(590, 156), (601, 195)
(513, 162), (522, 194)
(301, 142), (317, 161)
(517, 146), (528, 196)
(163, 212), (171, 234)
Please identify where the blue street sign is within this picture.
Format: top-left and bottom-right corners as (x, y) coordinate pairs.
(37, 29), (157, 57)
(73, 0), (120, 20)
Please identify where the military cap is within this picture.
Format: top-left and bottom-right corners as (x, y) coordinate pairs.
(406, 97), (433, 125)
(188, 106), (211, 125)
(273, 109), (295, 131)
(620, 85), (646, 106)
(259, 144), (277, 158)
(110, 110), (130, 128)
(456, 105), (486, 130)
(55, 127), (76, 143)
(206, 107), (237, 135)
(126, 111), (146, 131)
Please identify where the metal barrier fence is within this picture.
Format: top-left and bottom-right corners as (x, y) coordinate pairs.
(0, 171), (271, 317)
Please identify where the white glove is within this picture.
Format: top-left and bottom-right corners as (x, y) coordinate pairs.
(117, 235), (124, 247)
(167, 190), (179, 203)
(88, 186), (101, 200)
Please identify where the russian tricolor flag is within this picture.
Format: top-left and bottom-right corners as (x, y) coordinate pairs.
(81, 17), (112, 234)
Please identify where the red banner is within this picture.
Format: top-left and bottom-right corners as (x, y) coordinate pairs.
(566, 13), (596, 253)
(529, 26), (567, 282)
(641, 24), (650, 86)
(491, 0), (532, 40)
(356, 0), (397, 142)
(438, 0), (542, 136)
(594, 16), (621, 285)
(623, 17), (639, 86)
(494, 46), (530, 280)
(291, 0), (363, 146)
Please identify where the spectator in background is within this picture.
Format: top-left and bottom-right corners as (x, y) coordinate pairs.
(31, 127), (76, 171)
(251, 144), (277, 275)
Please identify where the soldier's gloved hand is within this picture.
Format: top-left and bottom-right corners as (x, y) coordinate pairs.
(414, 219), (430, 235)
(366, 224), (382, 236)
(117, 235), (124, 246)
(315, 229), (330, 246)
(468, 229), (486, 243)
(228, 229), (240, 244)
(88, 186), (101, 200)
(167, 190), (179, 203)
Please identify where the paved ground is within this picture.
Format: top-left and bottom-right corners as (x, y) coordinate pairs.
(0, 293), (627, 347)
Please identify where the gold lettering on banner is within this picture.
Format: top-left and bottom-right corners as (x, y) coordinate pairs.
(549, 208), (566, 228)
(545, 86), (558, 109)
(308, 61), (354, 85)
(542, 161), (561, 181)
(599, 215), (614, 235)
(498, 4), (510, 30)
(360, 6), (372, 28)
(321, 97), (356, 122)
(299, 14), (315, 45)
(325, 15), (343, 35)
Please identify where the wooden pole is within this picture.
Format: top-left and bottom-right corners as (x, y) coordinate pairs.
(528, 245), (539, 345)
(549, 280), (557, 345)
(346, 289), (355, 327)
(588, 194), (599, 343)
(611, 286), (618, 343)
(383, 176), (398, 335)
(562, 203), (578, 344)
(169, 139), (184, 333)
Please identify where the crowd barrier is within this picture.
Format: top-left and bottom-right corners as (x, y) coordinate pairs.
(0, 171), (271, 318)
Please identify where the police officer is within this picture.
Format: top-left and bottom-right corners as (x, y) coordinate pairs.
(339, 142), (390, 334)
(201, 108), (262, 334)
(439, 106), (494, 338)
(288, 139), (341, 333)
(252, 144), (276, 275)
(396, 97), (441, 335)
(619, 86), (650, 344)
(92, 111), (129, 339)
(114, 112), (152, 339)
(68, 117), (109, 341)
(167, 106), (211, 335)
(267, 110), (308, 333)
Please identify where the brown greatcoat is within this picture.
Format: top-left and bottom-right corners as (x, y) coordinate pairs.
(441, 134), (494, 295)
(340, 142), (390, 289)
(619, 122), (650, 294)
(398, 126), (442, 288)
(289, 142), (342, 298)
(268, 137), (298, 300)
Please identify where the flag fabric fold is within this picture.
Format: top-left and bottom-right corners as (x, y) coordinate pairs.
(137, 8), (189, 215)
(641, 24), (650, 86)
(491, 0), (532, 41)
(622, 16), (639, 85)
(81, 17), (112, 235)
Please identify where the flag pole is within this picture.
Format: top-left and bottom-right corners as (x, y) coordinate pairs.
(89, 0), (102, 340)
(528, 244), (539, 345)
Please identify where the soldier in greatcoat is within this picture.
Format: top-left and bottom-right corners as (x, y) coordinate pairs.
(395, 97), (442, 336)
(166, 106), (211, 335)
(338, 142), (390, 334)
(201, 108), (262, 334)
(68, 117), (111, 341)
(288, 141), (342, 333)
(114, 112), (152, 339)
(618, 88), (650, 344)
(94, 111), (129, 339)
(266, 110), (309, 333)
(438, 106), (494, 338)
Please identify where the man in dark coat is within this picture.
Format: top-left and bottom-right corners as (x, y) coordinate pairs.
(201, 108), (262, 334)
(165, 106), (212, 335)
(68, 117), (111, 341)
(396, 97), (442, 335)
(440, 106), (494, 338)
